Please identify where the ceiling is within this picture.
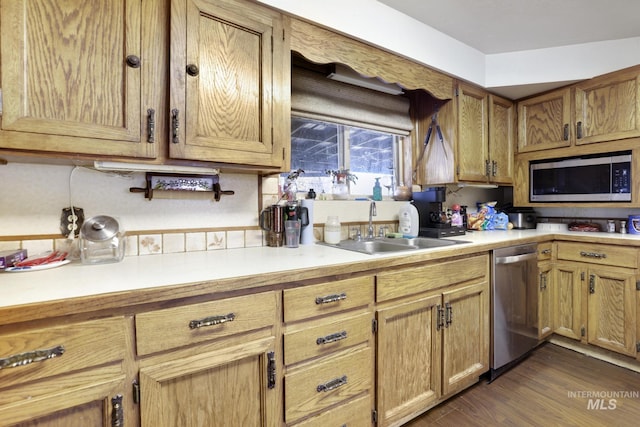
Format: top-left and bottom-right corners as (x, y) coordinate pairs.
(378, 0), (640, 54)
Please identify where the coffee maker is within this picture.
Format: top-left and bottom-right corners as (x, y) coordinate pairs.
(412, 188), (466, 238)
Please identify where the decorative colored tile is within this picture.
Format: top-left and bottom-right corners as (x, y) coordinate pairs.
(163, 233), (185, 254)
(186, 232), (206, 252)
(245, 229), (263, 247)
(207, 232), (225, 250)
(226, 230), (245, 249)
(139, 234), (162, 255)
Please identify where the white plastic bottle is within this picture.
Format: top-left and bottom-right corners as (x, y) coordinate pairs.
(324, 216), (342, 244)
(398, 203), (419, 237)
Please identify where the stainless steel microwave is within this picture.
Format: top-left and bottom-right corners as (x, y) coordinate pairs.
(530, 151), (631, 202)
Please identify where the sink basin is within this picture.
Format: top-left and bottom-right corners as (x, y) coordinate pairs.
(326, 237), (470, 255)
(384, 237), (466, 249)
(333, 239), (418, 255)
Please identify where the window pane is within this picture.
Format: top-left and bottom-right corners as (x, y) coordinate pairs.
(285, 116), (400, 198)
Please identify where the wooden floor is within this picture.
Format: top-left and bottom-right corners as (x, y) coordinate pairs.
(404, 343), (640, 427)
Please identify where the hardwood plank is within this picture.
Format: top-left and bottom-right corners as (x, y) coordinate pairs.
(404, 343), (640, 427)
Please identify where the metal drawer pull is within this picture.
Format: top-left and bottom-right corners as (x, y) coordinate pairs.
(541, 249), (551, 255)
(267, 351), (276, 389)
(317, 375), (348, 392)
(189, 313), (235, 329)
(0, 345), (65, 370)
(316, 331), (347, 345)
(580, 251), (607, 259)
(315, 293), (347, 305)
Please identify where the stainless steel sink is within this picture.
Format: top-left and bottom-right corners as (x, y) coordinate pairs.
(333, 239), (418, 255)
(327, 237), (469, 255)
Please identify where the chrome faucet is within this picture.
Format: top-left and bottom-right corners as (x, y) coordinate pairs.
(367, 201), (377, 239)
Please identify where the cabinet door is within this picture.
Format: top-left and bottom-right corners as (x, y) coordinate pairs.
(488, 94), (515, 184)
(553, 262), (584, 340)
(517, 88), (572, 152)
(456, 83), (489, 182)
(575, 68), (640, 145)
(139, 337), (278, 427)
(0, 373), (125, 427)
(538, 261), (553, 339)
(170, 0), (286, 167)
(376, 294), (441, 427)
(587, 266), (637, 356)
(441, 280), (489, 396)
(0, 0), (153, 158)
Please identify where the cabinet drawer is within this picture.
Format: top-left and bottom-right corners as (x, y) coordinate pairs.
(557, 242), (637, 268)
(0, 317), (126, 389)
(283, 276), (373, 322)
(538, 242), (553, 260)
(290, 394), (371, 427)
(136, 291), (277, 356)
(377, 254), (489, 302)
(284, 312), (372, 365)
(285, 346), (372, 423)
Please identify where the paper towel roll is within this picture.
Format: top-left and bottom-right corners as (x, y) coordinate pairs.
(300, 199), (315, 244)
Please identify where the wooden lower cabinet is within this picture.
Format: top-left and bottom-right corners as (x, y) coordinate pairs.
(375, 254), (490, 427)
(0, 317), (127, 427)
(553, 242), (638, 358)
(138, 336), (278, 427)
(135, 291), (281, 427)
(282, 276), (375, 426)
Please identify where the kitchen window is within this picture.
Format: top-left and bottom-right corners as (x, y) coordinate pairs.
(283, 63), (413, 199)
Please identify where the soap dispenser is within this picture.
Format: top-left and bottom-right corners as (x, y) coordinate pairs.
(372, 177), (383, 201)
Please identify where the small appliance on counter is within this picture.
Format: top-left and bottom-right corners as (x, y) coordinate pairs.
(412, 188), (466, 238)
(80, 215), (126, 264)
(506, 207), (537, 229)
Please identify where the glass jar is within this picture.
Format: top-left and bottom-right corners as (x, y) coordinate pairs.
(324, 216), (341, 244)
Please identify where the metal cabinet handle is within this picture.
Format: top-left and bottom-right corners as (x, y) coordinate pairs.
(189, 313), (235, 329)
(171, 109), (180, 144)
(436, 304), (444, 330)
(580, 251), (606, 259)
(589, 275), (596, 294)
(317, 375), (347, 392)
(445, 302), (453, 327)
(563, 123), (569, 141)
(315, 293), (346, 305)
(541, 249), (551, 255)
(126, 55), (141, 68)
(540, 272), (548, 290)
(485, 159), (491, 177)
(186, 64), (200, 77)
(147, 109), (155, 143)
(492, 160), (497, 177)
(316, 331), (347, 345)
(267, 351), (276, 389)
(111, 394), (123, 427)
(0, 344), (65, 370)
(576, 121), (583, 139)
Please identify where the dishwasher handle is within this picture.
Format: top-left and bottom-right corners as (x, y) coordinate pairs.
(495, 252), (538, 264)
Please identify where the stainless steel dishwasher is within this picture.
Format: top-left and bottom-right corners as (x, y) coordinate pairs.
(490, 243), (540, 381)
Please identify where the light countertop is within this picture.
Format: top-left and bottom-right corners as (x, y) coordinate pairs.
(2, 228), (639, 314)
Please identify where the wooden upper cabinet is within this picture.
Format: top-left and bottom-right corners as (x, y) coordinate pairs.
(169, 0), (289, 168)
(575, 68), (640, 145)
(0, 0), (155, 158)
(488, 94), (515, 184)
(517, 88), (572, 153)
(456, 83), (489, 182)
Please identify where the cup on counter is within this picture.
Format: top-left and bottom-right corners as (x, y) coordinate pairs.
(284, 220), (301, 248)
